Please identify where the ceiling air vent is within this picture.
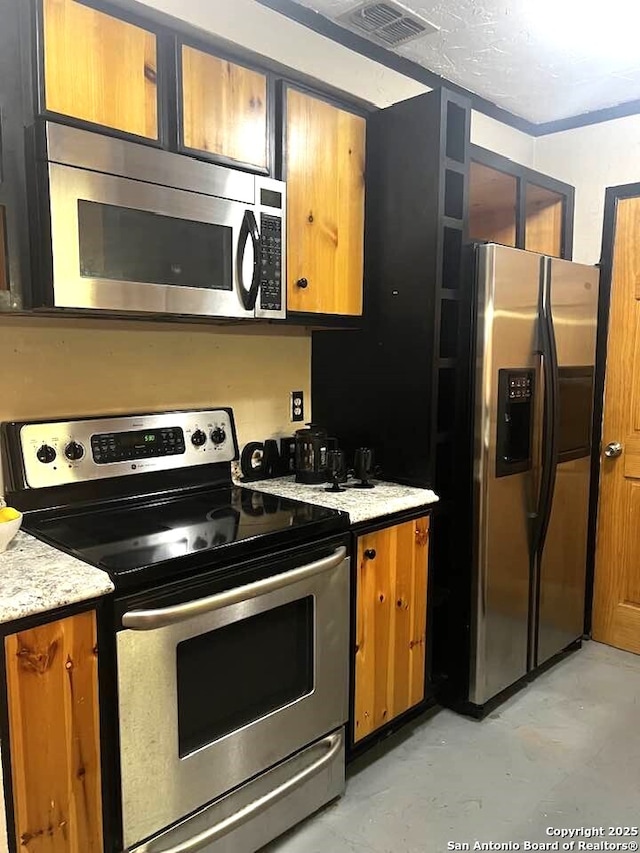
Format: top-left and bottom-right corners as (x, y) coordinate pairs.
(337, 1), (438, 48)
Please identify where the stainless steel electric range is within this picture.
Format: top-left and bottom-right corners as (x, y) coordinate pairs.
(2, 408), (351, 853)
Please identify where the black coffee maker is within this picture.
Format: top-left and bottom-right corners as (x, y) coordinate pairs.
(294, 424), (337, 484)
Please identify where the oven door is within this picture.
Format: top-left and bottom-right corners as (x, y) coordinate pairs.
(116, 544), (350, 850)
(46, 162), (262, 319)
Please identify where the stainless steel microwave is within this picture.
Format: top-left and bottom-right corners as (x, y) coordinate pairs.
(29, 122), (286, 320)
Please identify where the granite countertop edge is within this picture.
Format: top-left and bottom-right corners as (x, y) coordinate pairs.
(238, 476), (439, 525)
(0, 531), (114, 627)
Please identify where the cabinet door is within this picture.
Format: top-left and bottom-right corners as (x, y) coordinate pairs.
(181, 44), (268, 171)
(354, 516), (429, 743)
(42, 0), (159, 140)
(285, 88), (365, 316)
(5, 610), (103, 852)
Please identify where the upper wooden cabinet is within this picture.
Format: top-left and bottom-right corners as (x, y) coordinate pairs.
(180, 44), (268, 171)
(354, 516), (430, 744)
(4, 609), (103, 852)
(42, 0), (159, 140)
(468, 145), (574, 259)
(285, 87), (366, 316)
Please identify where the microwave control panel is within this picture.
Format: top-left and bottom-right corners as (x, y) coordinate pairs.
(259, 213), (282, 312)
(14, 409), (239, 489)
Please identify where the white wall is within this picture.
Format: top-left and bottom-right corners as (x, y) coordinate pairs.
(470, 112), (535, 167)
(535, 115), (640, 264)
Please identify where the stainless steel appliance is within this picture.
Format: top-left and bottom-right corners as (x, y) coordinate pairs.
(28, 122), (286, 320)
(470, 244), (599, 708)
(2, 408), (350, 853)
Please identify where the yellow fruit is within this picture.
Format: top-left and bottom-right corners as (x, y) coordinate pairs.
(0, 507), (20, 523)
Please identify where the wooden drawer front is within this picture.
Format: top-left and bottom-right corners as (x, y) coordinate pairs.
(286, 88), (365, 316)
(181, 45), (268, 170)
(354, 516), (429, 743)
(5, 610), (103, 853)
(43, 0), (158, 140)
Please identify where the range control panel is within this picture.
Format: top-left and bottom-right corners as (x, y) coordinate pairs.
(17, 409), (238, 489)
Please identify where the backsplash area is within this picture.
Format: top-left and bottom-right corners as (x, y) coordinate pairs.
(0, 316), (310, 494)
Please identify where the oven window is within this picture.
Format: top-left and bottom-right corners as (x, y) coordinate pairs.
(176, 597), (314, 757)
(77, 200), (233, 290)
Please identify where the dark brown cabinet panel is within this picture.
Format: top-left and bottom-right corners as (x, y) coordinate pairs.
(180, 44), (268, 171)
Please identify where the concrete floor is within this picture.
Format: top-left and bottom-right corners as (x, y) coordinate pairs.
(267, 641), (640, 853)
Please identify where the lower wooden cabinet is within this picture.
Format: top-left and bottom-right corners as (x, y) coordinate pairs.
(4, 610), (103, 852)
(354, 515), (430, 743)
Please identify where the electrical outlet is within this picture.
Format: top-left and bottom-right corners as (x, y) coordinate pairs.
(291, 391), (304, 422)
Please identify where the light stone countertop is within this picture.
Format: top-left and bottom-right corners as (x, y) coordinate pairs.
(0, 531), (114, 627)
(241, 476), (438, 525)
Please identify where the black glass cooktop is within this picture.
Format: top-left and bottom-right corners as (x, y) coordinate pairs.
(25, 486), (348, 588)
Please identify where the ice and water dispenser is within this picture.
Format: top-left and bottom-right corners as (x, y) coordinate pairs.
(496, 369), (535, 478)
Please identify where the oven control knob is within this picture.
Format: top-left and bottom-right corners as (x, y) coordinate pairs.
(191, 429), (207, 448)
(210, 427), (226, 445)
(36, 444), (56, 464)
(64, 441), (84, 461)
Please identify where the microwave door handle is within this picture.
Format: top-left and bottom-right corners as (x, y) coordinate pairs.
(122, 545), (347, 630)
(236, 209), (261, 311)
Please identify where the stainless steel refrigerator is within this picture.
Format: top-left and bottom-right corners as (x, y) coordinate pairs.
(470, 243), (599, 707)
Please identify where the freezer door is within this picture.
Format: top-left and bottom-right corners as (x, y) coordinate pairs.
(536, 259), (599, 666)
(470, 244), (542, 705)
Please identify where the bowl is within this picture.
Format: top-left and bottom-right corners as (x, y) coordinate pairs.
(0, 506), (23, 554)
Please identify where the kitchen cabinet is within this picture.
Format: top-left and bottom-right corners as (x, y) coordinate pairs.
(180, 43), (269, 171)
(313, 90), (470, 713)
(4, 609), (103, 852)
(468, 145), (573, 258)
(41, 0), (159, 140)
(354, 515), (430, 744)
(284, 87), (366, 317)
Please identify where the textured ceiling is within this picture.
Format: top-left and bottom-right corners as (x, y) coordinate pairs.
(285, 0), (640, 123)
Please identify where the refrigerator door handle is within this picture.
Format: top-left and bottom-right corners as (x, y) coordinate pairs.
(532, 257), (559, 560)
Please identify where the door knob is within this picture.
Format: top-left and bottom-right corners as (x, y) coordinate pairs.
(604, 441), (623, 458)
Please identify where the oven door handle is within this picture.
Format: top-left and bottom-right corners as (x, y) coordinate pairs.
(138, 732), (342, 853)
(122, 545), (347, 630)
(237, 209), (261, 312)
